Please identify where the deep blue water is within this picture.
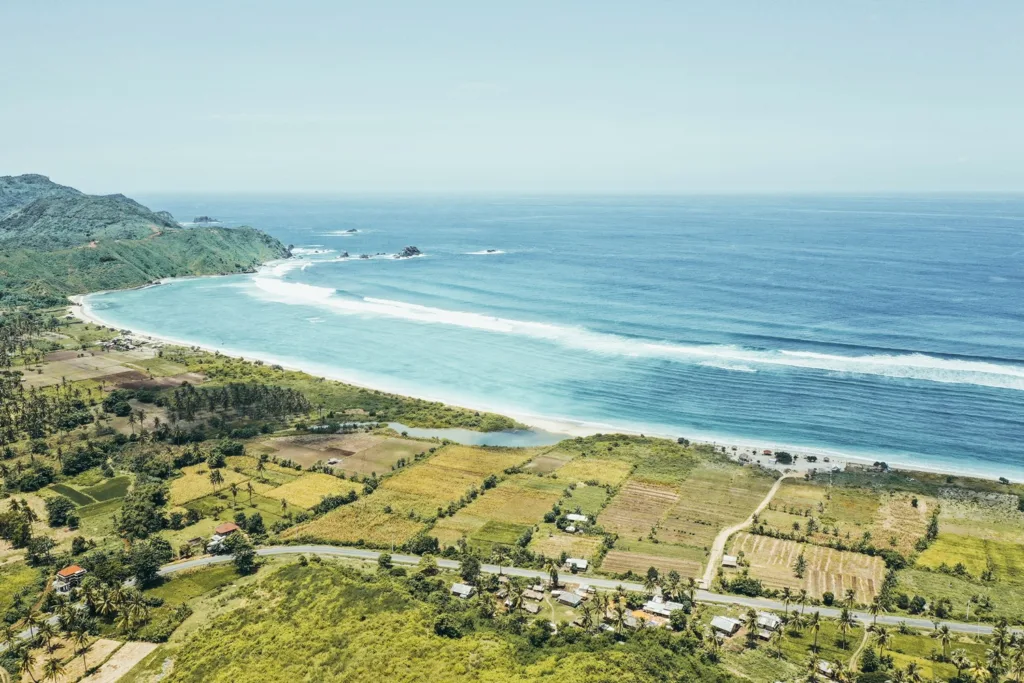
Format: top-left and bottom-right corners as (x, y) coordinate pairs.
(86, 195), (1024, 476)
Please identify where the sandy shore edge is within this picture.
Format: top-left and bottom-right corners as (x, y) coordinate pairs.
(67, 291), (1019, 484)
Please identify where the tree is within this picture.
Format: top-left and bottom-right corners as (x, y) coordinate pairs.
(932, 623), (952, 661)
(844, 588), (857, 608)
(209, 468), (224, 493)
(798, 588), (809, 615)
(20, 647), (39, 683)
(874, 625), (891, 659)
(229, 482), (239, 505)
(781, 586), (793, 613)
(44, 495), (76, 527)
(460, 555), (481, 584)
(612, 602), (627, 634)
(547, 560), (559, 588)
(377, 552), (393, 571)
(742, 608), (759, 647)
(644, 566), (659, 593)
(868, 594), (885, 626)
(808, 611), (822, 652)
(950, 649), (969, 679)
(491, 545), (508, 575)
(73, 629), (91, 673)
(246, 481), (255, 504)
(794, 551), (807, 578)
(224, 533), (257, 574)
(43, 656), (65, 683)
(836, 607), (856, 649)
(37, 621), (57, 652)
(579, 602), (595, 632)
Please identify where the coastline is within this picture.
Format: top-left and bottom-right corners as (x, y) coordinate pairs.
(68, 284), (1020, 485)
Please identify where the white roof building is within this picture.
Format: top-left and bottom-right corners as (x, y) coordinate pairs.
(566, 513), (588, 523)
(565, 557), (588, 571)
(643, 599), (688, 617)
(710, 616), (741, 635)
(722, 555), (739, 568)
(451, 583), (476, 599)
(756, 612), (782, 631)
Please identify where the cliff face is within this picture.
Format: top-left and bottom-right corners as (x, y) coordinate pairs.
(0, 174), (290, 308)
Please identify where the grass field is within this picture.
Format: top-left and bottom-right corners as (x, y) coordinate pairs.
(527, 526), (603, 561)
(280, 497), (427, 546)
(917, 533), (1024, 583)
(523, 449), (574, 474)
(563, 484), (610, 517)
(263, 433), (426, 475)
(50, 482), (96, 505)
(895, 568), (1024, 622)
(554, 457), (633, 487)
(429, 474), (565, 549)
(186, 491), (289, 526)
(81, 475), (132, 501)
(263, 472), (362, 509)
(0, 561), (41, 612)
(728, 532), (885, 603)
(171, 464), (251, 506)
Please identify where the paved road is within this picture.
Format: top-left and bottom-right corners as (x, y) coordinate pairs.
(701, 474), (788, 589)
(161, 545), (999, 635)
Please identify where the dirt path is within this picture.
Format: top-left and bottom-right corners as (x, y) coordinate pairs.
(700, 474), (788, 588)
(849, 628), (871, 670)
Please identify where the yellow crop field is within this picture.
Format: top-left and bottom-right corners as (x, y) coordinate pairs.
(430, 475), (564, 547)
(281, 498), (426, 546)
(556, 457), (633, 487)
(170, 464), (250, 506)
(600, 550), (701, 578)
(263, 473), (362, 509)
(528, 529), (603, 561)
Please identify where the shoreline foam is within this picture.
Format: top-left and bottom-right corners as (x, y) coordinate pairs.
(69, 285), (1021, 484)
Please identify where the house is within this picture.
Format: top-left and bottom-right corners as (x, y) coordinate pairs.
(710, 616), (741, 636)
(817, 661), (833, 678)
(54, 565), (87, 593)
(327, 458), (341, 466)
(642, 599), (687, 618)
(566, 513), (588, 523)
(523, 589), (545, 601)
(721, 555), (739, 568)
(575, 584), (594, 596)
(757, 629), (773, 641)
(524, 603), (541, 615)
(207, 522), (242, 552)
(756, 612), (782, 631)
(565, 525), (576, 533)
(451, 583), (476, 599)
(558, 592), (583, 607)
(565, 557), (588, 572)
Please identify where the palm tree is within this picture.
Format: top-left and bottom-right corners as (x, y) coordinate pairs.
(127, 412), (136, 434)
(686, 577), (698, 605)
(73, 629), (91, 674)
(932, 623), (952, 662)
(993, 620), (1011, 655)
(742, 608), (760, 646)
(0, 624), (16, 652)
(868, 594), (885, 626)
(229, 482), (239, 505)
(781, 587), (793, 613)
(42, 657), (65, 683)
(832, 660), (852, 683)
(548, 560), (560, 589)
(769, 628), (785, 658)
(844, 588), (857, 609)
(246, 481), (255, 504)
(967, 659), (991, 683)
(209, 468), (224, 492)
(836, 607), (857, 650)
(904, 661), (923, 683)
(579, 602), (595, 632)
(950, 649), (969, 679)
(256, 458), (267, 482)
(702, 628), (721, 661)
(20, 647), (38, 683)
(1011, 638), (1024, 683)
(874, 625), (892, 659)
(36, 621), (57, 653)
(808, 611), (822, 653)
(643, 568), (659, 593)
(612, 602), (627, 635)
(798, 588), (809, 616)
(507, 578), (525, 614)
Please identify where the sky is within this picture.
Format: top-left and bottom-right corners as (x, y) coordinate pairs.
(2, 1), (1022, 194)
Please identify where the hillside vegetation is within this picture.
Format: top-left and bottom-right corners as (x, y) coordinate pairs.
(0, 174), (289, 307)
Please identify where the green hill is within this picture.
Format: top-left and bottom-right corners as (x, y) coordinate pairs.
(0, 174), (290, 308)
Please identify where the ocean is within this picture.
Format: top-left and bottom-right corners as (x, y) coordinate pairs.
(85, 195), (1024, 477)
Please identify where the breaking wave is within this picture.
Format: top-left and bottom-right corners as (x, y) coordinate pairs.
(246, 277), (1024, 391)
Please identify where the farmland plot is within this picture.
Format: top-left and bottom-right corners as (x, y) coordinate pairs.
(728, 532), (884, 602)
(600, 549), (702, 578)
(264, 473), (362, 509)
(556, 457), (633, 487)
(598, 481), (679, 539)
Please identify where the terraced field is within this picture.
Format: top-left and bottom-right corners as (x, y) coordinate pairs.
(728, 532), (885, 602)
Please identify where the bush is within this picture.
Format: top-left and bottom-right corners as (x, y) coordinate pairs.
(45, 495), (76, 527)
(822, 591), (835, 606)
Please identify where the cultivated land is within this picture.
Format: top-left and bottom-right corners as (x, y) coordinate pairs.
(727, 532), (886, 603)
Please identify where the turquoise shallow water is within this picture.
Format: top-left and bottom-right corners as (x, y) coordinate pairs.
(86, 195), (1024, 477)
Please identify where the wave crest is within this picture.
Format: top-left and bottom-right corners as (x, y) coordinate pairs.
(246, 277), (1024, 391)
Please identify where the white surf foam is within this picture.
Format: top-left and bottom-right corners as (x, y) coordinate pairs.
(467, 250), (506, 255)
(246, 277), (1024, 391)
(291, 247), (335, 256)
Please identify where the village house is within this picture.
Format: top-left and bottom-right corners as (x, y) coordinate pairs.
(642, 598), (687, 618)
(565, 513), (588, 523)
(53, 565), (87, 593)
(756, 612), (782, 631)
(721, 554), (739, 568)
(565, 557), (588, 572)
(558, 592), (583, 607)
(522, 589), (545, 602)
(451, 583), (475, 599)
(207, 521), (241, 552)
(710, 616), (741, 636)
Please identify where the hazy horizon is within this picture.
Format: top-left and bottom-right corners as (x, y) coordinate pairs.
(3, 1), (1022, 195)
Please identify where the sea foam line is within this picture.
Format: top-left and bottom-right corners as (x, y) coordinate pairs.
(246, 276), (1024, 391)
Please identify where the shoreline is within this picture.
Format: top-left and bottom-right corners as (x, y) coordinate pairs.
(67, 285), (1021, 485)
